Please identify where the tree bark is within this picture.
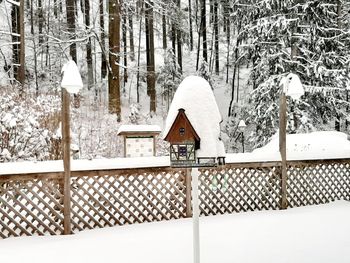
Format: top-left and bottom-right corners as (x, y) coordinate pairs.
(188, 0), (193, 51)
(18, 0), (25, 85)
(162, 9), (167, 50)
(201, 0), (207, 62)
(177, 0), (182, 71)
(11, 3), (19, 82)
(100, 0), (107, 79)
(38, 0), (44, 44)
(66, 0), (77, 62)
(213, 0), (219, 75)
(122, 3), (128, 86)
(108, 0), (121, 121)
(85, 0), (93, 90)
(128, 5), (135, 61)
(145, 1), (156, 113)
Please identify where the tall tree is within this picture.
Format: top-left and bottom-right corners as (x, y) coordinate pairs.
(201, 0), (208, 62)
(66, 0), (77, 61)
(84, 0), (93, 89)
(108, 0), (121, 120)
(213, 0), (219, 74)
(145, 1), (156, 113)
(100, 0), (107, 79)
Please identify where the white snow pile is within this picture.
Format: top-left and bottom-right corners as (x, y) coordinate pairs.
(1, 201), (350, 263)
(281, 72), (304, 100)
(61, 60), (83, 94)
(163, 76), (225, 158)
(253, 131), (350, 160)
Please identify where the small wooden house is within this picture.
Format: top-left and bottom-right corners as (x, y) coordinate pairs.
(163, 76), (226, 167)
(117, 125), (161, 158)
(164, 109), (200, 165)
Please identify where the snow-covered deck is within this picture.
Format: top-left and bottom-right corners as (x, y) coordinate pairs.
(0, 201), (349, 263)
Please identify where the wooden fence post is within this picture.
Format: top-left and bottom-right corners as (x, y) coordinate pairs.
(279, 92), (288, 209)
(62, 89), (72, 234)
(185, 168), (192, 217)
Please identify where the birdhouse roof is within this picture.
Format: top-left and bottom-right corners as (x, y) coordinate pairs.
(117, 125), (161, 136)
(163, 76), (225, 158)
(163, 108), (200, 143)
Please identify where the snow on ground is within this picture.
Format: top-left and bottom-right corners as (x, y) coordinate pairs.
(0, 201), (349, 263)
(253, 131), (350, 160)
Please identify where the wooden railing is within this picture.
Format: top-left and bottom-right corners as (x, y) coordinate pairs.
(0, 158), (349, 239)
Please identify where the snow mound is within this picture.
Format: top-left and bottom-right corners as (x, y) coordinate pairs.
(163, 76), (225, 157)
(253, 131), (350, 160)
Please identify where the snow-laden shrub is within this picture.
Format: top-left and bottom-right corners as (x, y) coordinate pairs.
(0, 87), (60, 162)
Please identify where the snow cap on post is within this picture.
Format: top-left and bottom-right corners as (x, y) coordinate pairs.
(280, 73), (304, 100)
(61, 60), (83, 94)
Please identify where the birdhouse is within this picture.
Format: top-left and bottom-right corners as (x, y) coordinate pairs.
(163, 76), (226, 167)
(117, 125), (161, 157)
(164, 109), (199, 166)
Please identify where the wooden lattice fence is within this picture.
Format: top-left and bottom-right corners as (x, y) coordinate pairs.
(0, 158), (349, 239)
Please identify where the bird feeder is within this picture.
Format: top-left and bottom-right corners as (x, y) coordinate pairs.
(163, 76), (226, 168)
(117, 125), (161, 157)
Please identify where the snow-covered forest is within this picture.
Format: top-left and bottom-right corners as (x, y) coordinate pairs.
(1, 0), (350, 162)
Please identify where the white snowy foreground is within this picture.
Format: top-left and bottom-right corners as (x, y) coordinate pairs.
(1, 201), (350, 263)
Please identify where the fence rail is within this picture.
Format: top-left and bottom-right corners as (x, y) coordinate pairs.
(0, 158), (349, 239)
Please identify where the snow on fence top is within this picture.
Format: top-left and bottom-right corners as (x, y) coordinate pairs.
(0, 157), (170, 175)
(117, 125), (161, 135)
(163, 76), (225, 158)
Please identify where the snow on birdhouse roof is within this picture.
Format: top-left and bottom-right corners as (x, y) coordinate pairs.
(117, 125), (161, 135)
(163, 76), (225, 158)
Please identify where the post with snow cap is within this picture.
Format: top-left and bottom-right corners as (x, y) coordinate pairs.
(61, 60), (83, 235)
(164, 76), (226, 263)
(279, 73), (304, 209)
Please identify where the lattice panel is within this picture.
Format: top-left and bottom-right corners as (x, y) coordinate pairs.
(198, 164), (281, 216)
(70, 169), (187, 232)
(0, 178), (64, 238)
(287, 161), (350, 207)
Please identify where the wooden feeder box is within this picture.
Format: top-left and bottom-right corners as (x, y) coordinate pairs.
(117, 125), (161, 158)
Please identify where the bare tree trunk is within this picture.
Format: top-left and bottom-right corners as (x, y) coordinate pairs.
(162, 8), (167, 50)
(18, 0), (25, 86)
(11, 4), (19, 82)
(38, 0), (44, 44)
(145, 1), (156, 114)
(213, 0), (219, 75)
(122, 3), (128, 87)
(188, 0), (193, 51)
(66, 0), (77, 61)
(136, 9), (142, 103)
(54, 0), (58, 18)
(128, 5), (135, 61)
(100, 0), (107, 79)
(84, 0), (93, 90)
(201, 0), (207, 62)
(30, 0), (34, 34)
(177, 0), (182, 71)
(108, 0), (121, 121)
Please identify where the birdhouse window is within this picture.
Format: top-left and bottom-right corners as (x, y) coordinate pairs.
(179, 127), (185, 136)
(179, 146), (187, 157)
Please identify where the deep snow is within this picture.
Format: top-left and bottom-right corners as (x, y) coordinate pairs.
(0, 201), (349, 263)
